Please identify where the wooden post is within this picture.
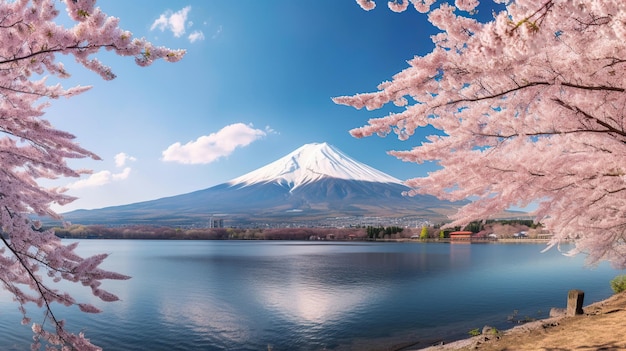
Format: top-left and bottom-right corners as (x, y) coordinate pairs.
(567, 289), (585, 316)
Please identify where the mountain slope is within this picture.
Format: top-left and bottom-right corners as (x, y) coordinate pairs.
(60, 142), (463, 226)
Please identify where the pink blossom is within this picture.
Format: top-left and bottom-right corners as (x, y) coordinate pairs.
(388, 0), (409, 12)
(356, 0), (376, 11)
(455, 0), (479, 12)
(341, 0), (626, 268)
(0, 0), (182, 349)
(78, 304), (102, 314)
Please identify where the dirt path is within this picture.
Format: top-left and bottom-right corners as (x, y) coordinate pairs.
(418, 291), (626, 351)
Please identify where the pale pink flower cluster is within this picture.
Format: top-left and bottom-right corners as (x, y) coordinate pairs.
(356, 0), (376, 11)
(356, 0), (444, 13)
(388, 0), (409, 13)
(338, 0), (626, 267)
(0, 0), (183, 349)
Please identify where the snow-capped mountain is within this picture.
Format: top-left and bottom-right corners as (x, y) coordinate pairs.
(228, 142), (402, 190)
(60, 143), (463, 226)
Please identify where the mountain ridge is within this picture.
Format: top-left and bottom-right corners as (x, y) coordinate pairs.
(58, 142), (464, 227)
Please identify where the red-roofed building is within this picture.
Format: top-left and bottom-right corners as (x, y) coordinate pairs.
(449, 231), (473, 241)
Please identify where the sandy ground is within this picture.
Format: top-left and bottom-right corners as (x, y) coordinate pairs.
(416, 291), (626, 351)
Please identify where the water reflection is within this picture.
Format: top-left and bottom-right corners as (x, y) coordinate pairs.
(449, 241), (472, 266)
(257, 272), (383, 324)
(158, 292), (251, 347)
(0, 240), (619, 351)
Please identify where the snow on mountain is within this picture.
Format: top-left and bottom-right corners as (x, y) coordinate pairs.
(228, 142), (403, 190)
(56, 142), (465, 227)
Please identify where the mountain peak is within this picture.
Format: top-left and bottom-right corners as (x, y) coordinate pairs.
(228, 142), (403, 190)
(58, 142), (462, 227)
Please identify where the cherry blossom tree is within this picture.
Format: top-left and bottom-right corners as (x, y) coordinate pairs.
(0, 0), (183, 349)
(336, 0), (625, 267)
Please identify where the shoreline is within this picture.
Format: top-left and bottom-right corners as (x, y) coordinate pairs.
(411, 291), (626, 350)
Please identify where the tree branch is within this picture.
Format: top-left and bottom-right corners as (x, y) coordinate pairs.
(552, 98), (626, 139)
(0, 210), (71, 348)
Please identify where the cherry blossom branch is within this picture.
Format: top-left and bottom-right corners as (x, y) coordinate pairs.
(345, 0), (626, 268)
(0, 43), (123, 66)
(552, 98), (626, 140)
(0, 2), (180, 348)
(575, 13), (612, 28)
(508, 0), (554, 33)
(476, 128), (621, 140)
(0, 17), (22, 29)
(0, 217), (68, 347)
(340, 78), (624, 117)
(445, 81), (624, 106)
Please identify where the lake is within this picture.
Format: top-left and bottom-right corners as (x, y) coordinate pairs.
(0, 240), (621, 350)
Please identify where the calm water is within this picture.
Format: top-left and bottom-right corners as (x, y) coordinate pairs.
(0, 240), (622, 350)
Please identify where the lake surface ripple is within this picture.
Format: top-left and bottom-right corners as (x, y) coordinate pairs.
(0, 240), (621, 350)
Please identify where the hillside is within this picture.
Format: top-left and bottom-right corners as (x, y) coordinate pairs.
(59, 143), (464, 227)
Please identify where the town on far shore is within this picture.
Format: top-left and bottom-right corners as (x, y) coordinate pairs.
(51, 217), (551, 242)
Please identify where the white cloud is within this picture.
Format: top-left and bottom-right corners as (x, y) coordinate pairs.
(66, 152), (135, 190)
(151, 6), (191, 38)
(264, 125), (278, 135)
(162, 123), (269, 165)
(113, 167), (132, 181)
(66, 168), (131, 190)
(188, 30), (205, 43)
(114, 152), (137, 168)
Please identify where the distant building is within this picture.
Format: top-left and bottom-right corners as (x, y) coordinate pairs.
(209, 217), (224, 228)
(449, 231), (473, 241)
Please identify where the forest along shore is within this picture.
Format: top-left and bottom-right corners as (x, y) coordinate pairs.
(414, 291), (626, 351)
(50, 221), (548, 241)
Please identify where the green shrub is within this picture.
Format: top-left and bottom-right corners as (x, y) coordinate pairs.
(468, 328), (481, 337)
(489, 328), (500, 335)
(420, 226), (428, 239)
(610, 275), (626, 294)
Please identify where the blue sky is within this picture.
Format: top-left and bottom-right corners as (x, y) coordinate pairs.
(44, 1), (484, 212)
